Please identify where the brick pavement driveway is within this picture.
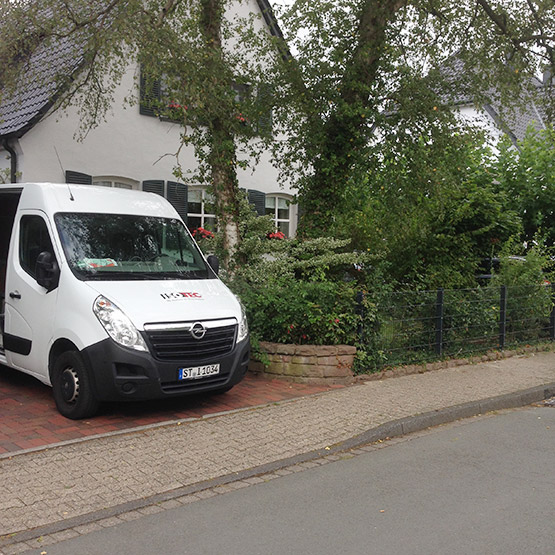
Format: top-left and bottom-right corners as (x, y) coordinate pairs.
(0, 364), (338, 456)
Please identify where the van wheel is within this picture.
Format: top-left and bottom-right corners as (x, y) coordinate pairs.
(52, 351), (99, 419)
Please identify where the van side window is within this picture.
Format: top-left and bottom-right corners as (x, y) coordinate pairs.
(19, 216), (57, 279)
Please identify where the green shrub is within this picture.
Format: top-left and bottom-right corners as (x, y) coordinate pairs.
(233, 276), (361, 345)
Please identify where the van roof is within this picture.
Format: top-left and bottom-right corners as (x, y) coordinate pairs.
(5, 182), (180, 219)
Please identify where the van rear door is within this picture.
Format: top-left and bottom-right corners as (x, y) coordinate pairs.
(0, 187), (22, 356)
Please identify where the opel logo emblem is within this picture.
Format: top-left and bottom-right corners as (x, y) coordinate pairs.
(190, 322), (206, 340)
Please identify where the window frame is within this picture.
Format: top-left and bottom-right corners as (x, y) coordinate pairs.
(265, 194), (293, 237)
(92, 177), (140, 190)
(187, 187), (216, 232)
(19, 215), (57, 281)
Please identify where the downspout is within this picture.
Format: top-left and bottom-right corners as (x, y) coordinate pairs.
(2, 138), (17, 183)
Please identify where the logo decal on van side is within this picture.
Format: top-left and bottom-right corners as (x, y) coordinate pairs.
(160, 292), (203, 300)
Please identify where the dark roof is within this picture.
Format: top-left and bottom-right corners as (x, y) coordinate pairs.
(440, 55), (551, 145)
(0, 33), (84, 138)
(0, 1), (285, 141)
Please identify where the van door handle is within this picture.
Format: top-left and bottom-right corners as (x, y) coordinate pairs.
(9, 291), (21, 299)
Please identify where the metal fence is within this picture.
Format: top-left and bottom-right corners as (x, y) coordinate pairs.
(358, 284), (555, 370)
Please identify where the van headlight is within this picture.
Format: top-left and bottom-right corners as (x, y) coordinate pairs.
(237, 302), (249, 343)
(93, 295), (148, 352)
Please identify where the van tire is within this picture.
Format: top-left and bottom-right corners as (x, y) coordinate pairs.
(52, 351), (100, 419)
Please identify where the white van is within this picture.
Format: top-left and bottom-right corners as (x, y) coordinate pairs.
(0, 183), (249, 419)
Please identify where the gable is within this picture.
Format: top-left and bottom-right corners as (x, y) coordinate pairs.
(0, 1), (283, 141)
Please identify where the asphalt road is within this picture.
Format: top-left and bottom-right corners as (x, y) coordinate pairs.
(31, 406), (555, 555)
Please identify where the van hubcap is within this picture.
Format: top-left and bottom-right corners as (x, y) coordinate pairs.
(61, 367), (79, 403)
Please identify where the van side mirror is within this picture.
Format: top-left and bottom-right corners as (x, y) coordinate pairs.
(207, 254), (219, 275)
(36, 251), (60, 291)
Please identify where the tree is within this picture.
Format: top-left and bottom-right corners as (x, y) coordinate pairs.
(0, 0), (277, 268)
(495, 126), (555, 245)
(336, 122), (521, 288)
(270, 0), (555, 235)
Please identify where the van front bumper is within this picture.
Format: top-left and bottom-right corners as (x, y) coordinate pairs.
(81, 335), (250, 402)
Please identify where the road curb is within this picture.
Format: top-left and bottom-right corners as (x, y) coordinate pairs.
(2, 382), (555, 551)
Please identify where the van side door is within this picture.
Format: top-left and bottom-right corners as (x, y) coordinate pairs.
(4, 211), (60, 382)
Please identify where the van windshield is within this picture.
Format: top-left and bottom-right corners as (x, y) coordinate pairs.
(55, 213), (213, 280)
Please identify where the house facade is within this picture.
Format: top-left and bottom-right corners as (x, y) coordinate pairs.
(454, 73), (552, 148)
(0, 0), (298, 237)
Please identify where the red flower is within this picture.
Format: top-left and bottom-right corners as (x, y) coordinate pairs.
(267, 231), (286, 240)
(192, 227), (214, 239)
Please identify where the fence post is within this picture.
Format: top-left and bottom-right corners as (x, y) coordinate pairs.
(356, 290), (365, 343)
(499, 285), (507, 350)
(550, 283), (555, 341)
(435, 288), (444, 356)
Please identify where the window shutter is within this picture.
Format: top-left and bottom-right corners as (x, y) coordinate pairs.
(65, 171), (92, 185)
(142, 180), (165, 197)
(296, 202), (304, 226)
(256, 83), (273, 136)
(139, 68), (161, 117)
(248, 189), (266, 216)
(167, 181), (188, 222)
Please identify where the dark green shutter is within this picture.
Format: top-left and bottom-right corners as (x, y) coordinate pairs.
(65, 171), (92, 185)
(248, 189), (266, 216)
(296, 202), (304, 227)
(167, 181), (188, 222)
(139, 68), (161, 117)
(142, 180), (165, 197)
(256, 83), (273, 136)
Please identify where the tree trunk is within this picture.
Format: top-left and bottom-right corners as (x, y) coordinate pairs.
(300, 0), (405, 236)
(209, 120), (241, 264)
(200, 0), (241, 268)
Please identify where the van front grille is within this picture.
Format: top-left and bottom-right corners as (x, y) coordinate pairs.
(145, 323), (237, 362)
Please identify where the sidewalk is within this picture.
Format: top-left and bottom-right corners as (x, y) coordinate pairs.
(1, 350), (555, 552)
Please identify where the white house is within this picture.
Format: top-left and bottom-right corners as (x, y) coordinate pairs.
(449, 60), (552, 147)
(0, 0), (298, 237)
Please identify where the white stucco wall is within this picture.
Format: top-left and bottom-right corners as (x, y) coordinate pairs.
(456, 105), (503, 143)
(4, 0), (294, 202)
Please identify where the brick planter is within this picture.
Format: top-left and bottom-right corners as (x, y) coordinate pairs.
(248, 341), (356, 385)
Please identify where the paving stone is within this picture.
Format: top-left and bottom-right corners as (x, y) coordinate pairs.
(96, 516), (123, 528)
(1, 541), (32, 554)
(72, 522), (104, 534)
(0, 351), (554, 546)
(116, 510), (144, 522)
(157, 499), (183, 510)
(49, 529), (80, 542)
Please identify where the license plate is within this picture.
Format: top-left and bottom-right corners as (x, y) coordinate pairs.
(178, 364), (220, 380)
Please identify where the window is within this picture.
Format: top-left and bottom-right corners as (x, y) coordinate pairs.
(55, 213), (211, 281)
(187, 188), (216, 232)
(139, 66), (272, 136)
(19, 215), (57, 280)
(93, 178), (138, 190)
(66, 172), (139, 191)
(265, 195), (291, 237)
